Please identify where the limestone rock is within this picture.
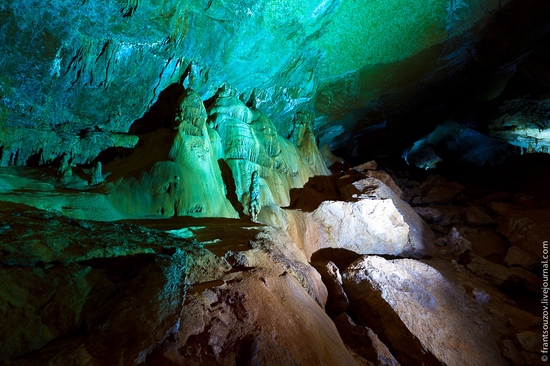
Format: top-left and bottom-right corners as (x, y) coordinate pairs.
(489, 96), (550, 153)
(364, 170), (403, 198)
(413, 206), (443, 222)
(208, 90), (330, 214)
(311, 261), (349, 317)
(312, 179), (436, 258)
(286, 178), (436, 260)
(466, 255), (542, 293)
(342, 256), (508, 366)
(332, 313), (399, 366)
(89, 161), (104, 186)
(461, 228), (509, 259)
(495, 208), (550, 257)
(435, 226), (472, 257)
(0, 206), (357, 365)
(355, 161), (378, 172)
(516, 331), (543, 353)
(464, 206), (495, 226)
(339, 178), (436, 257)
(504, 246), (539, 270)
(422, 181), (465, 204)
(501, 338), (542, 366)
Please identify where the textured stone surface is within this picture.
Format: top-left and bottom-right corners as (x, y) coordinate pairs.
(504, 246), (539, 270)
(3, 0), (545, 165)
(285, 178), (436, 260)
(0, 207), (357, 365)
(464, 206), (495, 226)
(0, 87), (329, 221)
(338, 178), (436, 257)
(311, 261), (349, 317)
(466, 254), (541, 292)
(435, 226), (472, 257)
(495, 208), (550, 257)
(422, 181), (465, 204)
(489, 96), (550, 153)
(332, 313), (399, 366)
(108, 89), (239, 218)
(342, 256), (509, 366)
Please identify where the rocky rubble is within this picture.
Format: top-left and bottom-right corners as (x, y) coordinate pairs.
(286, 155), (546, 365)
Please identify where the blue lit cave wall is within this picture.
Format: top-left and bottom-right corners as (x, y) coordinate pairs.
(1, 0), (550, 220)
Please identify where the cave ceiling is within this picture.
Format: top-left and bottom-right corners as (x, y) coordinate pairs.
(1, 0), (550, 165)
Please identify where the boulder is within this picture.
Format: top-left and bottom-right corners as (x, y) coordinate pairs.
(311, 261), (349, 317)
(435, 227), (472, 257)
(364, 170), (403, 198)
(466, 255), (542, 293)
(419, 175), (465, 204)
(464, 206), (495, 226)
(286, 178), (436, 260)
(332, 313), (399, 366)
(354, 161), (378, 172)
(495, 208), (550, 257)
(504, 246), (539, 270)
(337, 178), (436, 258)
(413, 206), (443, 222)
(516, 331), (543, 353)
(460, 228), (509, 259)
(342, 256), (508, 366)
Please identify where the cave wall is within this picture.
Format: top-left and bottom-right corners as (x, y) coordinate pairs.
(2, 0), (537, 167)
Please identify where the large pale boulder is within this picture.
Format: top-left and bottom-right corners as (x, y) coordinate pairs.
(286, 178), (436, 259)
(342, 256), (509, 366)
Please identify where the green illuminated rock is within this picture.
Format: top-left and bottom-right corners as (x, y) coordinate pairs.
(0, 0), (527, 162)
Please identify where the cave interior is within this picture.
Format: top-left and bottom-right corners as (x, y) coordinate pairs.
(1, 0), (549, 365)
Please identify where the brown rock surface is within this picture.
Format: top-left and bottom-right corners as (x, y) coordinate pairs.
(0, 208), (356, 366)
(460, 227), (509, 259)
(420, 175), (466, 204)
(311, 261), (349, 317)
(364, 170), (403, 198)
(332, 313), (399, 366)
(495, 208), (550, 257)
(464, 206), (495, 226)
(466, 255), (542, 293)
(504, 246), (539, 270)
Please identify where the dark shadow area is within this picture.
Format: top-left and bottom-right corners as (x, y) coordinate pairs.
(287, 175), (340, 212)
(93, 146), (136, 166)
(340, 1), (550, 166)
(129, 83), (186, 135)
(310, 248), (362, 272)
(88, 82), (187, 173)
(218, 158), (246, 219)
(25, 149), (43, 167)
(121, 216), (260, 257)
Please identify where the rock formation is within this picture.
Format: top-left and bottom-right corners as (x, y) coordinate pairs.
(0, 150), (547, 365)
(1, 1), (549, 365)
